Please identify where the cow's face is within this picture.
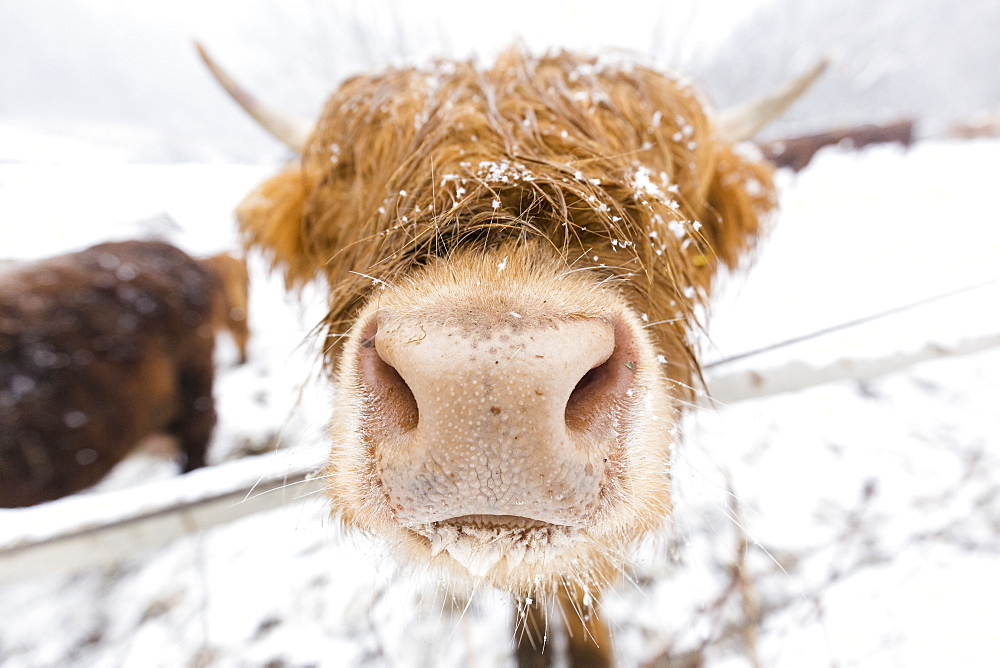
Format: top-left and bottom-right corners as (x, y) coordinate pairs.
(232, 48), (776, 597)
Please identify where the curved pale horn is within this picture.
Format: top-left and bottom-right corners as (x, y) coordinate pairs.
(716, 58), (830, 143)
(194, 41), (313, 154)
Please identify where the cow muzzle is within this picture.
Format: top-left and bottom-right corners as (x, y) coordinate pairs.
(357, 309), (641, 532)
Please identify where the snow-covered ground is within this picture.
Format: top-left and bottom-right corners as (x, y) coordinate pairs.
(2, 2), (999, 665)
(1, 137), (997, 667)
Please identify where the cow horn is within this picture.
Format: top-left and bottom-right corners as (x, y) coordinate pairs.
(716, 57), (829, 143)
(194, 41), (312, 154)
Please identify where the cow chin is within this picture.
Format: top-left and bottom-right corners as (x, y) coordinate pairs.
(322, 245), (678, 594)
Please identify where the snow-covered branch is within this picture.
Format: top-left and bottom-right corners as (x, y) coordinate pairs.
(704, 331), (1000, 405)
(0, 448), (324, 586)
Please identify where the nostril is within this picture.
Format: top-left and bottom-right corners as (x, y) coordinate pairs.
(357, 320), (419, 432)
(565, 318), (638, 432)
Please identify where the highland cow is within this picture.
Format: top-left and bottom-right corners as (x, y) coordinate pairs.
(0, 240), (249, 508)
(201, 44), (819, 667)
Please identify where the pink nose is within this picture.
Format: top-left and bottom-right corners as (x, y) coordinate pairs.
(357, 310), (640, 528)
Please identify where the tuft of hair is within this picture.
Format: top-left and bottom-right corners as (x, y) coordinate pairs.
(236, 46), (776, 377)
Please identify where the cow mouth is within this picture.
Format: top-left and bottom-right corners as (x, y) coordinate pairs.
(439, 514), (553, 530)
(410, 515), (578, 576)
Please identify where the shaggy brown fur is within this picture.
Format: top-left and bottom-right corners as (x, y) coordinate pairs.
(235, 47), (776, 667)
(239, 48), (774, 374)
(0, 240), (249, 508)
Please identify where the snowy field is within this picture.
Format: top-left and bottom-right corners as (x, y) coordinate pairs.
(2, 2), (999, 667)
(1, 136), (997, 668)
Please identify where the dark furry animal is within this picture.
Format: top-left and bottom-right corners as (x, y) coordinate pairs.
(0, 240), (249, 507)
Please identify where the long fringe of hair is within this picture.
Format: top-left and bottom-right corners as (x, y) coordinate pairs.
(237, 46), (776, 379)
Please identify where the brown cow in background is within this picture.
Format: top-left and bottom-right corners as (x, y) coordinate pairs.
(0, 240), (249, 508)
(202, 44), (820, 667)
